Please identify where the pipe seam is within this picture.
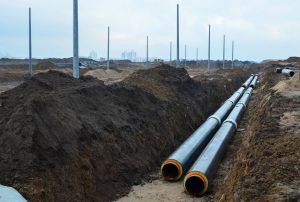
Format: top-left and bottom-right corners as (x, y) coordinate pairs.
(227, 99), (234, 104)
(208, 115), (222, 126)
(224, 119), (238, 130)
(237, 102), (246, 110)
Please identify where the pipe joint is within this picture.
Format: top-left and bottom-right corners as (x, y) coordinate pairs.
(237, 102), (247, 110)
(235, 91), (242, 96)
(224, 119), (238, 129)
(208, 115), (222, 125)
(227, 99), (234, 104)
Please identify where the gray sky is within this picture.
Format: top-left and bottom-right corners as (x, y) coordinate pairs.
(0, 0), (300, 62)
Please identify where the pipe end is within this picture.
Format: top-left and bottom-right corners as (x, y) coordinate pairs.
(184, 171), (209, 196)
(161, 159), (183, 181)
(290, 71), (295, 77)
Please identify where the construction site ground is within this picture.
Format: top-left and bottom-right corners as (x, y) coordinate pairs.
(0, 60), (299, 202)
(117, 67), (300, 202)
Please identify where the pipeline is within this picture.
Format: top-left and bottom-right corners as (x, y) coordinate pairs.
(250, 75), (258, 88)
(161, 75), (254, 181)
(184, 85), (255, 196)
(242, 75), (254, 88)
(282, 69), (295, 77)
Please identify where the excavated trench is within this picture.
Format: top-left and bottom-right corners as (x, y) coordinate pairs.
(0, 65), (251, 202)
(117, 64), (299, 202)
(216, 68), (300, 201)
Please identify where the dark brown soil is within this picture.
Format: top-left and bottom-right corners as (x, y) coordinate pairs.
(33, 61), (59, 70)
(0, 65), (249, 202)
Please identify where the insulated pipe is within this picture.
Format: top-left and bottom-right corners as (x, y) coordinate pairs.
(242, 75), (254, 88)
(250, 76), (258, 88)
(282, 69), (295, 77)
(184, 87), (254, 196)
(161, 76), (254, 181)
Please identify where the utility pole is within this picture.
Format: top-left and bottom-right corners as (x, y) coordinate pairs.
(146, 35), (149, 65)
(107, 26), (110, 70)
(196, 48), (198, 65)
(232, 40), (234, 69)
(29, 7), (32, 76)
(170, 41), (172, 64)
(185, 45), (187, 68)
(73, 0), (79, 78)
(176, 4), (180, 68)
(223, 35), (225, 69)
(208, 24), (211, 75)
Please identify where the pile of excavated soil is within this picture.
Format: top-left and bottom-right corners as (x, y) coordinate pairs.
(84, 68), (134, 84)
(33, 61), (59, 70)
(215, 66), (300, 201)
(271, 72), (300, 97)
(0, 65), (249, 202)
(0, 69), (25, 82)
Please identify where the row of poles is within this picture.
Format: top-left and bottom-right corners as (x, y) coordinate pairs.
(27, 2), (236, 79)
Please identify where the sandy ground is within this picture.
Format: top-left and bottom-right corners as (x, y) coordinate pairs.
(272, 72), (300, 98)
(84, 68), (135, 84)
(116, 126), (252, 202)
(117, 176), (209, 202)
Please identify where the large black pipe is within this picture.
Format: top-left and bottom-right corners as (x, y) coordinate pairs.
(183, 86), (255, 196)
(161, 76), (254, 181)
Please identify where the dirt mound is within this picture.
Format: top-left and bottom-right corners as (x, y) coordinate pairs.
(271, 72), (300, 97)
(0, 65), (248, 201)
(122, 65), (247, 102)
(84, 68), (133, 84)
(34, 61), (59, 70)
(286, 56), (300, 63)
(122, 65), (192, 101)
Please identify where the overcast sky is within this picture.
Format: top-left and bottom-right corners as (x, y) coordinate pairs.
(0, 0), (300, 62)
